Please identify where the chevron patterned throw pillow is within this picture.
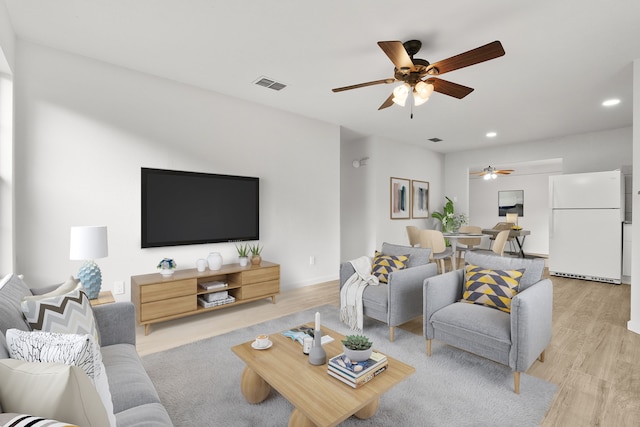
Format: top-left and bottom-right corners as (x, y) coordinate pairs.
(20, 283), (99, 344)
(371, 251), (409, 284)
(461, 263), (525, 313)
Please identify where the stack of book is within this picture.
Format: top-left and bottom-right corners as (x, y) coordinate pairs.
(327, 351), (388, 388)
(199, 280), (227, 291)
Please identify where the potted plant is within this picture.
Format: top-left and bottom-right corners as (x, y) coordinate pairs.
(157, 258), (176, 276)
(432, 196), (468, 233)
(236, 243), (250, 267)
(341, 334), (373, 362)
(249, 243), (263, 265)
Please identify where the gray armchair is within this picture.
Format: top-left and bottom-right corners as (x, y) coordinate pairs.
(340, 242), (438, 341)
(423, 251), (552, 393)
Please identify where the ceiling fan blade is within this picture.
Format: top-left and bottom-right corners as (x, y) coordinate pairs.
(428, 78), (474, 99)
(378, 41), (415, 72)
(378, 93), (395, 110)
(332, 78), (395, 93)
(470, 171), (487, 175)
(427, 41), (505, 75)
(496, 170), (514, 174)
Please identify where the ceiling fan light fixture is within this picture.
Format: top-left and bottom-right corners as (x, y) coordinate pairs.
(415, 81), (434, 99)
(413, 92), (429, 106)
(392, 83), (410, 106)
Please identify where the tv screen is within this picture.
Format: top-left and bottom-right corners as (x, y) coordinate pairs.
(141, 168), (259, 248)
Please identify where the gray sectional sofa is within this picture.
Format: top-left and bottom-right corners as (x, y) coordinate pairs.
(0, 276), (173, 426)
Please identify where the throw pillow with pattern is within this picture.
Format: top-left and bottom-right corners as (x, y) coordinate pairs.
(20, 283), (99, 344)
(371, 251), (409, 284)
(461, 263), (525, 313)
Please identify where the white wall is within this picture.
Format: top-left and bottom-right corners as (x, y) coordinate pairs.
(0, 0), (14, 74)
(13, 41), (341, 300)
(0, 74), (12, 273)
(341, 135), (444, 261)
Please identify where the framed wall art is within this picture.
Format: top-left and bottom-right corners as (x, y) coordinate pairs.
(390, 177), (410, 219)
(411, 180), (429, 218)
(498, 189), (524, 216)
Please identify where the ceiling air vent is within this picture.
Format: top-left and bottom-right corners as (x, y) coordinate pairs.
(428, 137), (443, 143)
(254, 76), (287, 91)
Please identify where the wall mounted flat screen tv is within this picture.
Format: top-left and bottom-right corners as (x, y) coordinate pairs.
(141, 168), (259, 248)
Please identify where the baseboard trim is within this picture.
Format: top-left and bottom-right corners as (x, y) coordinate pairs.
(627, 320), (640, 335)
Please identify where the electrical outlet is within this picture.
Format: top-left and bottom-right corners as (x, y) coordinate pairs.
(113, 281), (125, 295)
(309, 256), (315, 265)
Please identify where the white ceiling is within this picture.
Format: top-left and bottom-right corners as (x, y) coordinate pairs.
(3, 0), (639, 153)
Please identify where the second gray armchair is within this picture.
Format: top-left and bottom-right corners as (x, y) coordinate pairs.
(423, 251), (551, 393)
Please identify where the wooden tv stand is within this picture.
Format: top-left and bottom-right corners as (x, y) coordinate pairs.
(131, 261), (280, 335)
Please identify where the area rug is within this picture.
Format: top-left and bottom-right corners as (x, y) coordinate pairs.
(142, 305), (556, 426)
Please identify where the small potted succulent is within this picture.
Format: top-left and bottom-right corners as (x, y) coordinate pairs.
(249, 243), (263, 265)
(236, 243), (250, 267)
(157, 258), (176, 277)
(341, 334), (373, 362)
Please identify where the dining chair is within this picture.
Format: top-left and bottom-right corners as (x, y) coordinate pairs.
(419, 229), (455, 274)
(490, 222), (517, 254)
(455, 225), (482, 268)
(406, 225), (420, 247)
(491, 229), (510, 256)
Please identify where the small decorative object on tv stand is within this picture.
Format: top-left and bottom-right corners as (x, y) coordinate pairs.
(157, 258), (176, 277)
(131, 261), (280, 335)
(207, 252), (223, 270)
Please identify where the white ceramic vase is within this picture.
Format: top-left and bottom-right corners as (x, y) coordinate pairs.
(207, 252), (223, 270)
(239, 256), (249, 267)
(160, 268), (174, 277)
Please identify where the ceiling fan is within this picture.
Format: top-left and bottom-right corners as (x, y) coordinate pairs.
(470, 166), (514, 180)
(332, 39), (505, 111)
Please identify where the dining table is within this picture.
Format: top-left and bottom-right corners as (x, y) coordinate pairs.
(442, 232), (487, 269)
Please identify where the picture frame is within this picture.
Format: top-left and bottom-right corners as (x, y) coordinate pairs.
(498, 190), (524, 216)
(390, 177), (411, 219)
(411, 180), (429, 218)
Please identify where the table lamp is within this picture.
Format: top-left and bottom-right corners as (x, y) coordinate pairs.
(70, 225), (108, 299)
(506, 212), (518, 226)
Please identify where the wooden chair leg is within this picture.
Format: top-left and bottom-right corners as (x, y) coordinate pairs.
(426, 339), (432, 356)
(514, 371), (520, 394)
(389, 326), (395, 342)
(538, 350), (545, 363)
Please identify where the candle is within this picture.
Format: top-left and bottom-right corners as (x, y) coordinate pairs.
(315, 312), (320, 331)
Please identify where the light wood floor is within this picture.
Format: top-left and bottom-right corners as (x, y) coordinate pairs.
(135, 272), (640, 426)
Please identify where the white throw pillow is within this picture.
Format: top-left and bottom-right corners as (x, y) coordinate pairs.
(0, 359), (110, 427)
(21, 283), (100, 344)
(5, 329), (116, 427)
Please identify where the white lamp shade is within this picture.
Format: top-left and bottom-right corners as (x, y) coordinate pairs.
(506, 213), (519, 224)
(392, 83), (410, 106)
(70, 226), (108, 260)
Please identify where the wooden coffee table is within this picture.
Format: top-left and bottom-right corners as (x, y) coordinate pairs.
(231, 323), (415, 427)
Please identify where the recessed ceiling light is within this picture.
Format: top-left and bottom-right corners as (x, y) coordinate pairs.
(602, 99), (620, 107)
(486, 132), (497, 138)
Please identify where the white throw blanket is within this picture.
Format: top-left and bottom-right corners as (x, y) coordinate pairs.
(340, 256), (379, 332)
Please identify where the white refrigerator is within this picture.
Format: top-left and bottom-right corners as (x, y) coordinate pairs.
(549, 170), (624, 284)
